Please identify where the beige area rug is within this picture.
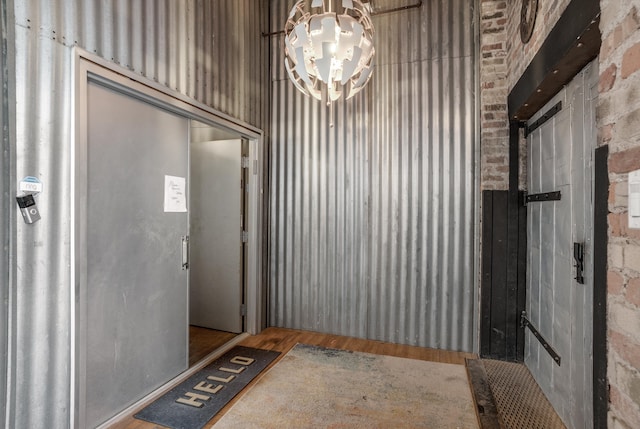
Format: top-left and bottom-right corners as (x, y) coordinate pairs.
(213, 344), (479, 429)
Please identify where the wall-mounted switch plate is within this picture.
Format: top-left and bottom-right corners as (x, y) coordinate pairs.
(630, 169), (640, 229)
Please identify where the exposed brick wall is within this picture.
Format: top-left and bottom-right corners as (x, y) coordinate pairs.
(479, 0), (573, 191)
(599, 1), (640, 427)
(480, 0), (510, 191)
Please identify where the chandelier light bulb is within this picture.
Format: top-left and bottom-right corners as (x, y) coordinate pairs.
(283, 0), (376, 102)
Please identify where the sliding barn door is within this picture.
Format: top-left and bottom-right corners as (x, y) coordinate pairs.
(526, 61), (597, 429)
(83, 80), (189, 427)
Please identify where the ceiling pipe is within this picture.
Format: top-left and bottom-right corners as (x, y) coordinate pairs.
(370, 0), (422, 16)
(262, 0), (423, 37)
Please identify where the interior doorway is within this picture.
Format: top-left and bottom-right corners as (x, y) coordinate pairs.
(188, 122), (249, 363)
(75, 55), (265, 429)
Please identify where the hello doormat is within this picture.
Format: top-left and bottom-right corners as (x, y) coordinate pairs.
(134, 346), (280, 429)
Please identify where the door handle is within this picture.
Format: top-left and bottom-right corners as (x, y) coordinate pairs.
(573, 242), (584, 284)
(181, 236), (189, 270)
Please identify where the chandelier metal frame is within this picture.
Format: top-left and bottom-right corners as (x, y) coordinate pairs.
(283, 0), (376, 103)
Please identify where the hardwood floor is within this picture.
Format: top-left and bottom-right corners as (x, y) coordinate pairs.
(112, 327), (477, 428)
(188, 326), (237, 367)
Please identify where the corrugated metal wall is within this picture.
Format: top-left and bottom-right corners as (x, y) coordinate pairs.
(8, 1), (267, 427)
(14, 0), (267, 127)
(269, 0), (479, 351)
(1, 0), (12, 425)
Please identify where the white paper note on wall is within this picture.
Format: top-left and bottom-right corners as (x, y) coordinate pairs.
(164, 175), (187, 212)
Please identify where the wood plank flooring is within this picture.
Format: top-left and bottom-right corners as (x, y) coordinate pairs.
(112, 327), (477, 429)
(188, 326), (237, 367)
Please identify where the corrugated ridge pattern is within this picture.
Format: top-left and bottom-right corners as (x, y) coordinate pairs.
(1, 0), (11, 425)
(14, 0), (266, 127)
(13, 29), (73, 428)
(269, 0), (478, 351)
(10, 1), (267, 427)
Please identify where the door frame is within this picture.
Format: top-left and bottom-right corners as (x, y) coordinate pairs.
(72, 49), (265, 428)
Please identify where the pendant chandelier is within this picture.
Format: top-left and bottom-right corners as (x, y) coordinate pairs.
(283, 0), (376, 103)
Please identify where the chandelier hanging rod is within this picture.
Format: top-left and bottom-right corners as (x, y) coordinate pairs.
(261, 0), (422, 38)
(370, 0), (422, 16)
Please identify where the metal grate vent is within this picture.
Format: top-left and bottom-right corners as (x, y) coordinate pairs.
(483, 359), (567, 429)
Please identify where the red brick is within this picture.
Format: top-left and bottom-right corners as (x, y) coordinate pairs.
(609, 270), (626, 296)
(482, 43), (503, 51)
(628, 277), (640, 308)
(603, 26), (624, 60)
(610, 330), (640, 370)
(610, 182), (617, 206)
(599, 63), (618, 93)
(622, 42), (640, 79)
(619, 212), (640, 240)
(481, 12), (504, 21)
(622, 6), (640, 40)
(483, 174), (507, 182)
(483, 121), (508, 129)
(482, 27), (504, 35)
(609, 146), (640, 174)
(485, 104), (506, 111)
(485, 156), (506, 164)
(609, 382), (640, 429)
(601, 33), (615, 60)
(610, 212), (623, 236)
